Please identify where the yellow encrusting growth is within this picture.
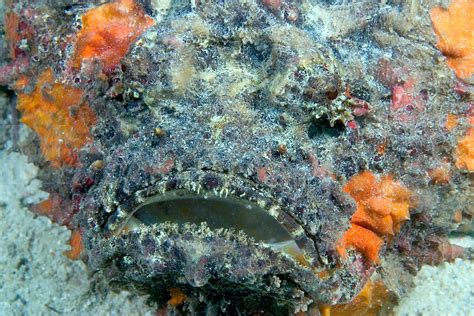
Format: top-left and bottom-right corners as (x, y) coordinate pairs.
(445, 114), (458, 131)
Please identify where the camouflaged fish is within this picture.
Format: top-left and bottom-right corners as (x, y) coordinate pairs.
(1, 0), (472, 314)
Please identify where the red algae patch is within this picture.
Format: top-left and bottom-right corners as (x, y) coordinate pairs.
(4, 12), (20, 59)
(16, 69), (96, 167)
(430, 0), (474, 80)
(72, 0), (155, 72)
(337, 172), (414, 263)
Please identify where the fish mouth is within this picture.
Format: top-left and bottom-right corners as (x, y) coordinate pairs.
(121, 189), (304, 258)
(97, 170), (359, 306)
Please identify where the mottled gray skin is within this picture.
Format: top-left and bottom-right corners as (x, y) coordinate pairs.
(2, 0), (472, 314)
(82, 1), (363, 311)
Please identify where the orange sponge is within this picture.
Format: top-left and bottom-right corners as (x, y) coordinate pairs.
(336, 225), (384, 264)
(64, 230), (84, 260)
(430, 0), (474, 79)
(337, 172), (414, 263)
(168, 288), (187, 306)
(16, 69), (96, 167)
(72, 0), (155, 71)
(455, 128), (474, 171)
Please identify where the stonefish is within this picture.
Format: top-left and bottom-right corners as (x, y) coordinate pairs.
(1, 0), (472, 314)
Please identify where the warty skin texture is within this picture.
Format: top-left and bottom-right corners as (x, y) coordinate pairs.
(1, 0), (472, 314)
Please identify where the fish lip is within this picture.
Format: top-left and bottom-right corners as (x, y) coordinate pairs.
(102, 168), (325, 266)
(104, 168), (303, 240)
(119, 189), (297, 244)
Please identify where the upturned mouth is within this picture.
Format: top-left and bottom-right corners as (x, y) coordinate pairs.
(121, 190), (305, 260)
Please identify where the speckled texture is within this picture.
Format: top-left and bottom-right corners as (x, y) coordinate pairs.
(1, 0), (473, 314)
(0, 146), (472, 315)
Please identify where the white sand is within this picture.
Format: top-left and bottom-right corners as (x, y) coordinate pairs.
(396, 259), (474, 315)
